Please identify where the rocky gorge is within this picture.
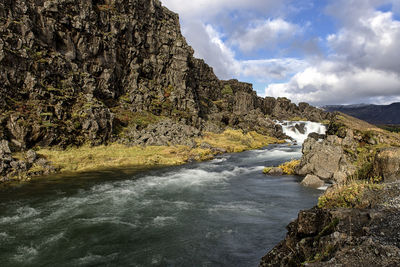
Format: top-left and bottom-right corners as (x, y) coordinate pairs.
(0, 0), (329, 182)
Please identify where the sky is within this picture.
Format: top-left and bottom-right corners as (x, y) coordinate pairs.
(160, 0), (400, 106)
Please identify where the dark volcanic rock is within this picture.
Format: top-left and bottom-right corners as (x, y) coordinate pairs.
(260, 183), (400, 267)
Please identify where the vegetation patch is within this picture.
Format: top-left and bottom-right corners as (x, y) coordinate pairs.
(262, 167), (273, 174)
(200, 129), (284, 153)
(288, 116), (307, 121)
(35, 130), (283, 175)
(221, 85), (233, 96)
(318, 179), (383, 209)
(38, 144), (190, 173)
(278, 160), (300, 175)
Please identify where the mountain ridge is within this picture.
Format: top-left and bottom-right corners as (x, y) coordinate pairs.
(323, 102), (400, 125)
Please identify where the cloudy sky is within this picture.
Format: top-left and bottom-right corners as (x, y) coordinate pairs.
(160, 0), (400, 106)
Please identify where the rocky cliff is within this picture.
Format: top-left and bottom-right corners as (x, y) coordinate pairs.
(0, 0), (328, 180)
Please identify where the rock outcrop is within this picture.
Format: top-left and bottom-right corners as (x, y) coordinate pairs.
(301, 174), (324, 189)
(297, 113), (400, 185)
(0, 139), (56, 182)
(260, 182), (400, 266)
(297, 133), (357, 184)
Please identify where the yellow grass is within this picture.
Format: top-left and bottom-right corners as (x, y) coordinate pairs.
(36, 129), (283, 174)
(318, 179), (383, 208)
(199, 129), (284, 153)
(278, 159), (300, 175)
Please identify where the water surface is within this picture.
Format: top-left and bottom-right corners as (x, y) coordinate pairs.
(0, 144), (321, 267)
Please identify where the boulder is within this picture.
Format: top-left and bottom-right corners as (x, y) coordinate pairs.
(374, 147), (400, 182)
(297, 136), (356, 183)
(268, 167), (283, 176)
(301, 174), (324, 188)
(307, 132), (325, 141)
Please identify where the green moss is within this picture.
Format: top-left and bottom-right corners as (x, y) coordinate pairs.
(41, 121), (58, 128)
(278, 160), (300, 175)
(221, 85), (233, 95)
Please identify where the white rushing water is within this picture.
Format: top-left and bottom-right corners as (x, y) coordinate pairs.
(279, 121), (327, 144)
(0, 145), (321, 267)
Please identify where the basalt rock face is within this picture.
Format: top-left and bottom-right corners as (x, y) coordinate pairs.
(0, 0), (328, 153)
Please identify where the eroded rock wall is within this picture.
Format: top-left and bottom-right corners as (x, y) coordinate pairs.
(0, 0), (329, 152)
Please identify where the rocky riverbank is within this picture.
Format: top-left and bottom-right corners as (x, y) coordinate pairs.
(260, 113), (400, 266)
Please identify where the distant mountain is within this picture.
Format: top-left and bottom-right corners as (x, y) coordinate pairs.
(323, 103), (400, 125)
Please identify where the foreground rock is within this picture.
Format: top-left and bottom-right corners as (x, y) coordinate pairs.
(260, 182), (400, 266)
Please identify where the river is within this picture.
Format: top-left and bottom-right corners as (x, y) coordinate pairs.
(0, 122), (326, 267)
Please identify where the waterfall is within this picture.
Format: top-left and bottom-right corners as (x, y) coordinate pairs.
(279, 121), (327, 144)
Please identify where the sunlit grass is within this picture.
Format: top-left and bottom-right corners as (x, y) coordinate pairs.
(200, 129), (284, 153)
(278, 159), (300, 175)
(318, 179), (383, 209)
(36, 129), (283, 174)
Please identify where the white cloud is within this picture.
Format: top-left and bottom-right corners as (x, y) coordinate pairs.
(266, 3), (400, 105)
(180, 22), (307, 82)
(266, 64), (400, 105)
(241, 58), (308, 81)
(327, 10), (400, 73)
(161, 0), (302, 80)
(232, 19), (300, 52)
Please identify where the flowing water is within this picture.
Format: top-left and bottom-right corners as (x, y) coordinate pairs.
(0, 122), (325, 267)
